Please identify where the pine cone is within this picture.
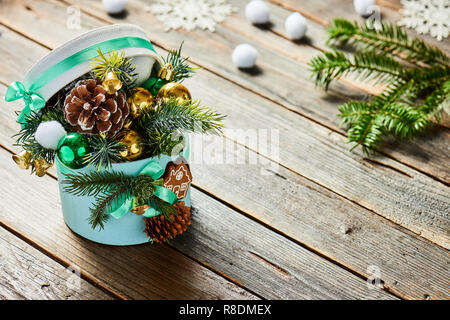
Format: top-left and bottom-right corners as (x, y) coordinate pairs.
(63, 79), (129, 137)
(144, 201), (191, 244)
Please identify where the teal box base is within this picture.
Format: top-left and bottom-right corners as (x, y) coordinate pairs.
(56, 150), (191, 246)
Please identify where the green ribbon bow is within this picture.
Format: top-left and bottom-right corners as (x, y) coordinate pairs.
(109, 161), (178, 219)
(5, 81), (46, 124)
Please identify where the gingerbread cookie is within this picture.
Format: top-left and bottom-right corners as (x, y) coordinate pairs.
(162, 159), (192, 199)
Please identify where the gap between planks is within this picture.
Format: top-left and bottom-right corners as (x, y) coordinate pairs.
(0, 2), (447, 297)
(0, 221), (126, 300)
(0, 142), (265, 300)
(54, 0), (450, 186)
(0, 16), (444, 292)
(1, 19), (446, 245)
(0, 140), (403, 300)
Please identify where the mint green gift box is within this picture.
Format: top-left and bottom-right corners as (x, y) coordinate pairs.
(16, 24), (191, 245)
(55, 144), (191, 246)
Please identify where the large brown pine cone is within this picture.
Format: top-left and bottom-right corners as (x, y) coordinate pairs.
(63, 79), (129, 137)
(144, 201), (191, 244)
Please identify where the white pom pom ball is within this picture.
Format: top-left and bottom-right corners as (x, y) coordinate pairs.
(245, 0), (270, 24)
(285, 12), (307, 40)
(232, 44), (258, 69)
(102, 0), (127, 14)
(35, 121), (67, 150)
(353, 0), (375, 16)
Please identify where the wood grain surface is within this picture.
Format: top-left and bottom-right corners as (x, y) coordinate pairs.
(0, 0), (448, 300)
(0, 227), (114, 300)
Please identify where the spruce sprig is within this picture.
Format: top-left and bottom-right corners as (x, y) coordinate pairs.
(145, 130), (186, 157)
(140, 98), (226, 135)
(309, 19), (450, 154)
(14, 109), (67, 145)
(309, 50), (405, 90)
(91, 48), (137, 90)
(88, 185), (130, 230)
(63, 170), (132, 197)
(83, 133), (125, 170)
(161, 42), (196, 83)
(327, 19), (449, 66)
(13, 109), (67, 168)
(63, 170), (178, 230)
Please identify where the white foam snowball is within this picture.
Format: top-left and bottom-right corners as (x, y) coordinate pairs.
(245, 0), (270, 24)
(353, 0), (375, 16)
(285, 12), (307, 40)
(232, 44), (258, 68)
(102, 0), (127, 14)
(35, 121), (67, 150)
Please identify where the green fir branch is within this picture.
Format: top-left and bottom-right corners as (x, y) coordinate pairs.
(62, 170), (132, 197)
(14, 109), (67, 145)
(88, 185), (130, 230)
(145, 130), (185, 158)
(327, 19), (449, 66)
(310, 19), (449, 154)
(83, 134), (125, 170)
(91, 48), (137, 90)
(148, 197), (178, 220)
(309, 50), (405, 90)
(140, 98), (226, 135)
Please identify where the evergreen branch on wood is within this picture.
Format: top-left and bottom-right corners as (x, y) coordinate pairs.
(309, 19), (450, 154)
(327, 19), (449, 66)
(309, 50), (405, 90)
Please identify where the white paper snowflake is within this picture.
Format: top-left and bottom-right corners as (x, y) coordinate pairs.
(398, 0), (450, 41)
(146, 0), (236, 32)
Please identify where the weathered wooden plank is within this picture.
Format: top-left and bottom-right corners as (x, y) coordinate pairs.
(181, 189), (397, 300)
(1, 2), (445, 250)
(50, 0), (450, 183)
(0, 162), (256, 300)
(1, 0), (447, 183)
(0, 31), (447, 299)
(223, 0), (450, 182)
(0, 227), (115, 300)
(269, 0), (450, 52)
(0, 145), (397, 299)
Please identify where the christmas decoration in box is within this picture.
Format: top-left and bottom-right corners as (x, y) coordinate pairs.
(6, 24), (225, 245)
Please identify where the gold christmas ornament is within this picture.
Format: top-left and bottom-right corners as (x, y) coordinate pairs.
(156, 82), (191, 104)
(117, 129), (144, 161)
(12, 150), (32, 170)
(34, 158), (52, 177)
(157, 63), (175, 81)
(102, 71), (122, 94)
(131, 204), (151, 215)
(127, 88), (155, 118)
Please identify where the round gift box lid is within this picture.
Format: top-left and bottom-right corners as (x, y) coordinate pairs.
(23, 24), (161, 101)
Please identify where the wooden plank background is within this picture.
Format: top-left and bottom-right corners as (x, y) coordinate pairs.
(0, 0), (448, 300)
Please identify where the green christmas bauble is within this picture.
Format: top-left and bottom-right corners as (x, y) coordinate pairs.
(57, 132), (90, 169)
(142, 77), (168, 97)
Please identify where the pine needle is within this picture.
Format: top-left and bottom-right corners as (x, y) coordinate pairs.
(140, 98), (226, 135)
(309, 18), (450, 154)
